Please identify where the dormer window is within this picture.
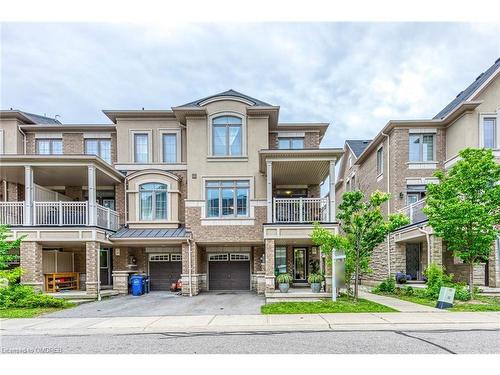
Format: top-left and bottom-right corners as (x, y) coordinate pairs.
(212, 116), (242, 156)
(278, 137), (304, 149)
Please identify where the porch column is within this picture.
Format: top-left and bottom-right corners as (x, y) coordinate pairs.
(24, 165), (33, 225)
(181, 241), (201, 296)
(329, 159), (336, 222)
(20, 241), (43, 291)
(265, 239), (275, 292)
(266, 161), (273, 222)
(85, 241), (99, 296)
(87, 165), (96, 226)
(488, 239), (500, 287)
(429, 235), (443, 267)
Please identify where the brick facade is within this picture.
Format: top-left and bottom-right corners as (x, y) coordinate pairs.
(63, 133), (84, 154)
(20, 241), (43, 291)
(85, 241), (99, 295)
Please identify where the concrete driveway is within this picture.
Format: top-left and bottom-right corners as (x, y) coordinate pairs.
(45, 291), (265, 318)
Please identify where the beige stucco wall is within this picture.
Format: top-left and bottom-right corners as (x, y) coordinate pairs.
(115, 117), (184, 164)
(185, 100), (268, 201)
(0, 119), (24, 154)
(446, 74), (500, 159)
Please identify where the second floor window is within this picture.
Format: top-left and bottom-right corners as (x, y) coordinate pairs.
(409, 133), (435, 162)
(36, 139), (62, 155)
(206, 180), (249, 218)
(483, 117), (497, 149)
(139, 183), (168, 221)
(376, 147), (383, 175)
(212, 116), (242, 156)
(278, 137), (304, 149)
(134, 133), (149, 163)
(85, 139), (111, 164)
(162, 133), (177, 163)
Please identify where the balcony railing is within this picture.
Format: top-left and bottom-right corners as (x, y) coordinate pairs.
(0, 201), (120, 231)
(273, 197), (329, 223)
(399, 199), (427, 225)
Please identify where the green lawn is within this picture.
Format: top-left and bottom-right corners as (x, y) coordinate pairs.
(374, 291), (500, 312)
(261, 295), (397, 314)
(0, 306), (71, 318)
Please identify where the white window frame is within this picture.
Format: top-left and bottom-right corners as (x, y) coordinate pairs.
(85, 138), (112, 164)
(230, 253), (250, 261)
(277, 137), (305, 150)
(130, 130), (152, 163)
(204, 179), (250, 219)
(408, 133), (436, 162)
(208, 112), (247, 158)
(208, 253), (229, 261)
(149, 254), (169, 262)
(479, 113), (499, 149)
(36, 138), (63, 155)
(139, 182), (169, 221)
(376, 146), (384, 177)
(170, 254), (182, 262)
(159, 129), (181, 163)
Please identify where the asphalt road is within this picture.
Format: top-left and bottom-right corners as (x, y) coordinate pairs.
(1, 328), (499, 354)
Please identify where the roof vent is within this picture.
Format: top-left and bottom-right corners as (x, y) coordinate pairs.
(475, 72), (484, 81)
(456, 90), (463, 98)
(496, 57), (500, 64)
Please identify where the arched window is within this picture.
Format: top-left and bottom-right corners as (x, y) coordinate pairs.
(139, 183), (168, 220)
(212, 116), (242, 156)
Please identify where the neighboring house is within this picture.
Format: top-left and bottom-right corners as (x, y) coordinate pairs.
(0, 90), (343, 297)
(335, 57), (500, 287)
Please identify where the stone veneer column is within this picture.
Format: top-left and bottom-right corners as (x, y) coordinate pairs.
(429, 235), (443, 267)
(181, 241), (200, 296)
(264, 239), (275, 292)
(85, 241), (99, 296)
(488, 242), (500, 287)
(20, 241), (43, 292)
(324, 252), (333, 293)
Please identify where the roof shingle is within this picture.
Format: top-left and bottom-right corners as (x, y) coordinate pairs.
(346, 139), (372, 158)
(178, 89), (272, 107)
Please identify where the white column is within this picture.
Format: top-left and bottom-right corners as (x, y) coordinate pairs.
(266, 161), (273, 222)
(88, 165), (96, 226)
(24, 165), (33, 225)
(329, 159), (336, 222)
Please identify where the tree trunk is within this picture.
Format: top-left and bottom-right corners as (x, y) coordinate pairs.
(469, 262), (475, 300)
(354, 260), (360, 302)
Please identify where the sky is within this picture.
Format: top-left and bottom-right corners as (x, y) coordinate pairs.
(1, 22), (499, 147)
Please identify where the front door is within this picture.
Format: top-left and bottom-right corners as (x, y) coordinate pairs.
(293, 248), (307, 282)
(99, 248), (111, 286)
(406, 243), (421, 281)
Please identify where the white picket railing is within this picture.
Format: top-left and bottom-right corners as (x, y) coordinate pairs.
(33, 201), (88, 226)
(273, 197), (329, 223)
(399, 199), (427, 225)
(96, 203), (120, 231)
(0, 202), (24, 226)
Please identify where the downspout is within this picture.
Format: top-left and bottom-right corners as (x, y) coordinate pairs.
(381, 131), (391, 277)
(187, 238), (193, 297)
(418, 226), (432, 270)
(97, 246), (101, 301)
(17, 125), (27, 154)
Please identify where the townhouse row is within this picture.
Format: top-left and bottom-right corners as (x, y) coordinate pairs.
(0, 90), (341, 297)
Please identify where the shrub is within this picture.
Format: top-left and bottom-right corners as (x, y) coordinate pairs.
(307, 273), (324, 284)
(423, 263), (453, 299)
(402, 285), (414, 296)
(0, 267), (23, 285)
(0, 284), (68, 309)
(454, 283), (471, 301)
(276, 273), (293, 284)
(373, 277), (396, 293)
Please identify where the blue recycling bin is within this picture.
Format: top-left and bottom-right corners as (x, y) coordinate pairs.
(130, 275), (144, 296)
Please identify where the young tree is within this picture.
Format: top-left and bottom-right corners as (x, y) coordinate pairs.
(0, 225), (24, 270)
(424, 148), (500, 299)
(312, 190), (409, 301)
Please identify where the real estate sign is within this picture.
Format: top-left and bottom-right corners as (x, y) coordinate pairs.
(436, 286), (455, 309)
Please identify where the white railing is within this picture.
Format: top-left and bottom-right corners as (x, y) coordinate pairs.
(33, 201), (88, 226)
(273, 197), (329, 223)
(0, 202), (24, 226)
(399, 199), (427, 225)
(96, 203), (120, 231)
(34, 184), (72, 202)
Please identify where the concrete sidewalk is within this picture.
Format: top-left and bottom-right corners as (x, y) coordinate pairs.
(359, 291), (443, 312)
(1, 312), (499, 336)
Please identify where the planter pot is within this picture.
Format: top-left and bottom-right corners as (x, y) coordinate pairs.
(310, 283), (321, 293)
(279, 283), (290, 293)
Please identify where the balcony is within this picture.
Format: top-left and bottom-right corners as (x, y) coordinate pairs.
(0, 201), (120, 231)
(273, 197), (329, 223)
(399, 199), (427, 225)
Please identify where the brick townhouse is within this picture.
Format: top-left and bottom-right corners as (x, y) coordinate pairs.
(336, 57), (500, 288)
(0, 90), (343, 298)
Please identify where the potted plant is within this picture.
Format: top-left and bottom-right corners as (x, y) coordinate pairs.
(276, 273), (293, 293)
(308, 273), (324, 293)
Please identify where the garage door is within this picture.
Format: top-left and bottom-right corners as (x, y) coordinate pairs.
(208, 253), (250, 291)
(149, 254), (182, 291)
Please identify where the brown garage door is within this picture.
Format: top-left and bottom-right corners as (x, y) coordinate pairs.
(149, 259), (182, 291)
(209, 259), (250, 291)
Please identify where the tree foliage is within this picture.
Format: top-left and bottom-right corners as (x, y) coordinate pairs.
(424, 148), (500, 298)
(0, 225), (24, 270)
(312, 190), (409, 300)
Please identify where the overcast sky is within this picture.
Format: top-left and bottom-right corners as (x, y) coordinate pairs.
(1, 22), (499, 147)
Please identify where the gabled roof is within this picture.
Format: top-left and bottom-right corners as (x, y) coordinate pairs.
(345, 139), (372, 158)
(178, 89), (272, 107)
(434, 56), (500, 119)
